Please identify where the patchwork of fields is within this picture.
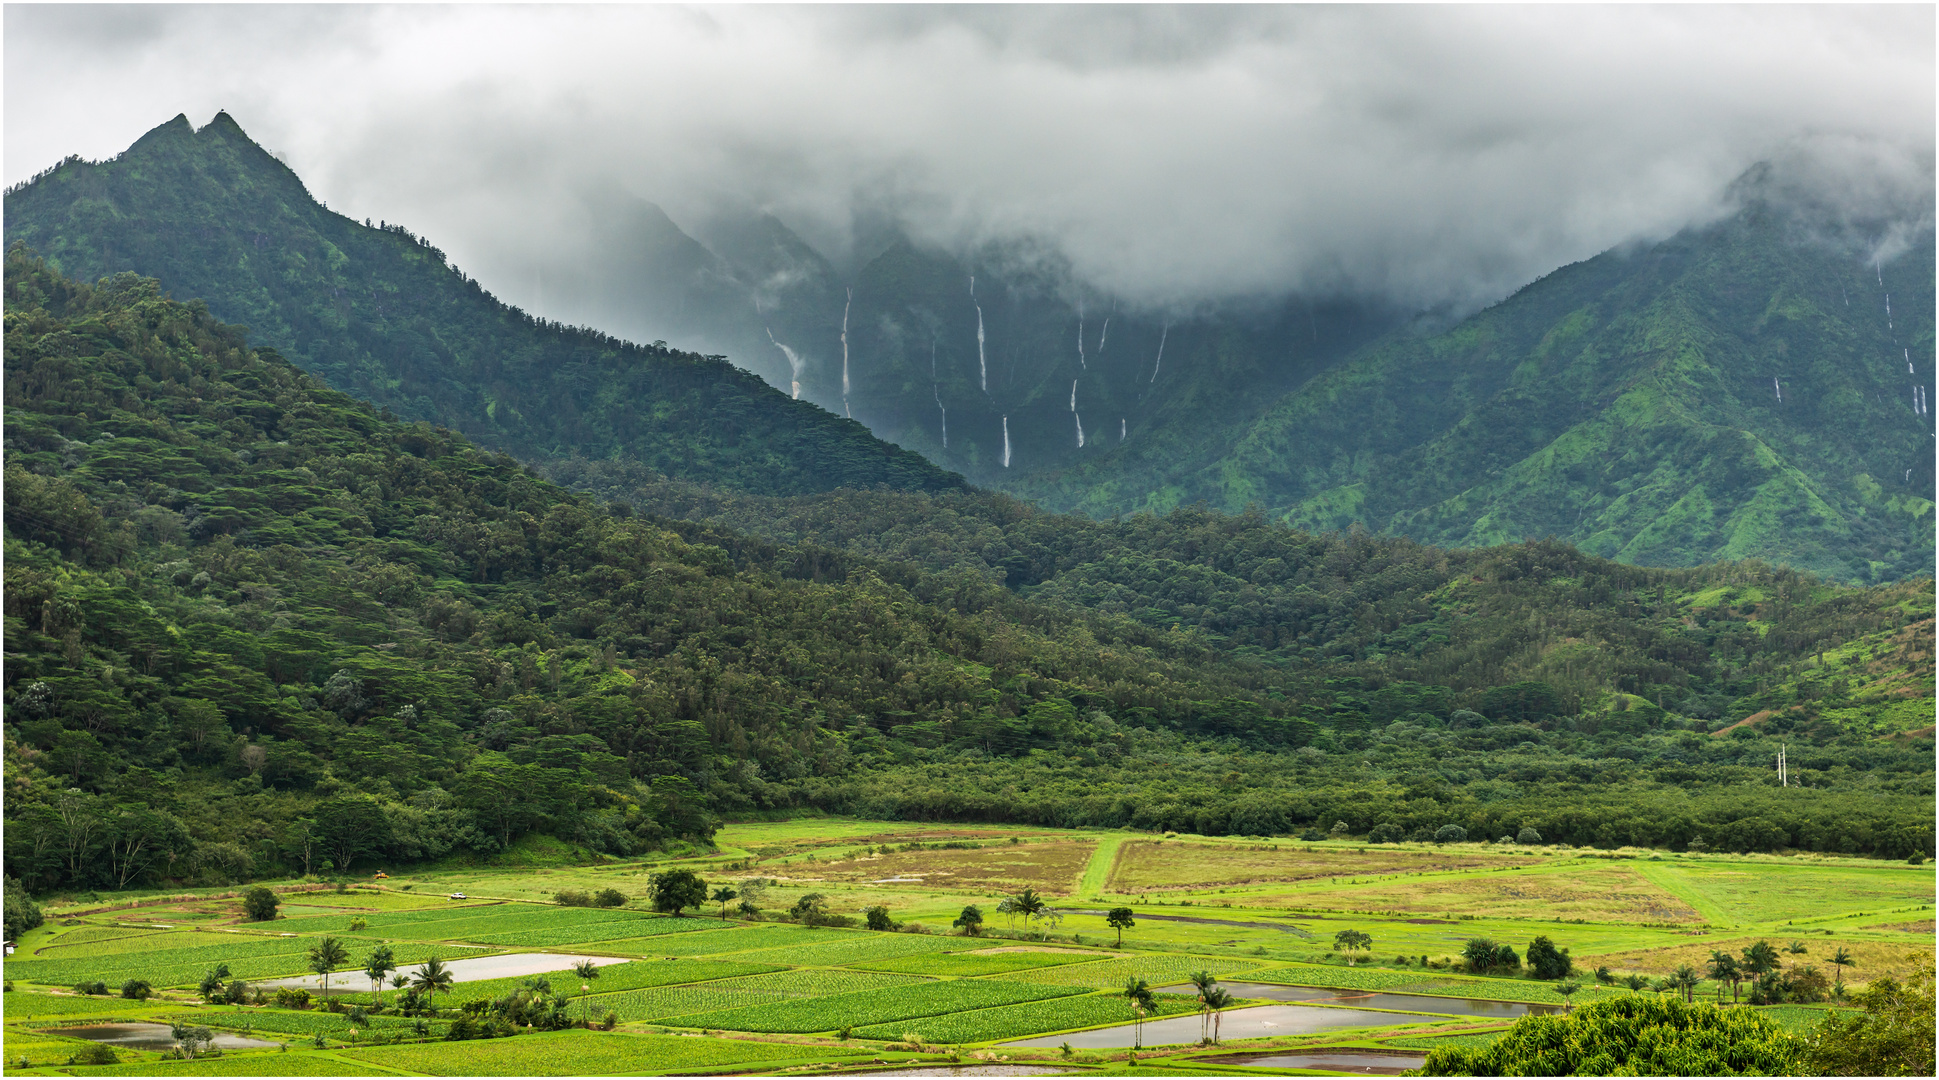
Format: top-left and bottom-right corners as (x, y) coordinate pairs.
(3, 817), (1929, 1076)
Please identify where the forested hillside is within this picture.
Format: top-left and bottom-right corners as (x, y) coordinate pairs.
(1020, 188), (1936, 583)
(1, 113), (961, 499)
(6, 251), (1931, 897)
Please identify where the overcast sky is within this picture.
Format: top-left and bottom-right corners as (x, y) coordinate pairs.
(6, 4), (1933, 315)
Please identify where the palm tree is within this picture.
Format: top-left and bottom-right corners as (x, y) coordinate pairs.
(1203, 986), (1233, 1044)
(389, 972), (409, 993)
(307, 936), (349, 997)
(711, 886), (738, 921)
(1123, 977), (1155, 1050)
(1187, 971), (1217, 1042)
(411, 955), (455, 998)
(1706, 951), (1740, 1004)
(363, 945), (396, 996)
(1554, 981), (1582, 1013)
(571, 959), (601, 1026)
(1786, 940), (1809, 956)
(1829, 947), (1856, 990)
(1623, 974), (1647, 995)
(1671, 964), (1701, 1003)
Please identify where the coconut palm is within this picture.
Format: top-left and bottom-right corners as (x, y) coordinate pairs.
(1829, 947), (1856, 989)
(1123, 977), (1155, 1050)
(1554, 981), (1582, 1013)
(711, 886), (738, 921)
(307, 936), (349, 997)
(363, 945), (396, 995)
(571, 959), (601, 1026)
(1203, 986), (1234, 1043)
(1671, 964), (1701, 1003)
(1187, 971), (1218, 1041)
(1623, 974), (1647, 995)
(411, 955), (455, 997)
(1707, 951), (1740, 1004)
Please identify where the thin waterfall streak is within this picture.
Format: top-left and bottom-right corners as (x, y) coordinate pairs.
(1121, 418), (1127, 441)
(1075, 412), (1085, 448)
(1077, 309), (1086, 369)
(1774, 378), (1782, 404)
(1097, 316), (1110, 356)
(765, 327), (804, 400)
(971, 276), (987, 393)
(1150, 323), (1169, 383)
(1070, 379), (1078, 413)
(1002, 416), (1011, 468)
(840, 287), (852, 418)
(931, 340), (946, 449)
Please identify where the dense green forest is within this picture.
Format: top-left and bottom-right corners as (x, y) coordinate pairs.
(1, 113), (960, 499)
(4, 250), (1932, 899)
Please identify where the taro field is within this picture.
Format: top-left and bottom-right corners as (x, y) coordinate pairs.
(4, 816), (1928, 1075)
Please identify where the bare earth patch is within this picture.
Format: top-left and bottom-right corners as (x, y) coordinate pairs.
(1251, 866), (1702, 923)
(1109, 841), (1515, 892)
(1581, 935), (1936, 984)
(1862, 918), (1935, 934)
(805, 841), (1096, 895)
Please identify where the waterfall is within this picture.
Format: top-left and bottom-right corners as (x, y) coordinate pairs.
(931, 340), (947, 449)
(1071, 379), (1084, 447)
(1097, 316), (1110, 356)
(1908, 348), (1914, 374)
(765, 327), (805, 400)
(1773, 378), (1782, 404)
(1001, 416), (1011, 468)
(1842, 286), (1848, 307)
(1149, 323), (1169, 383)
(840, 287), (853, 418)
(971, 276), (987, 393)
(1076, 307), (1086, 369)
(1121, 418), (1126, 441)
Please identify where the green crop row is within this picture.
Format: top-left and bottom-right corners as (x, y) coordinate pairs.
(278, 903), (532, 935)
(665, 978), (1088, 1034)
(464, 917), (715, 948)
(339, 1029), (860, 1076)
(86, 1051), (390, 1076)
(31, 925), (169, 949)
(853, 990), (1202, 1044)
(595, 925), (811, 958)
(587, 984), (789, 1023)
(197, 1008), (448, 1039)
(32, 930), (274, 959)
(1244, 965), (1611, 1005)
(4, 939), (486, 989)
(722, 930), (965, 967)
(1007, 955), (1261, 989)
(849, 949), (1098, 977)
(357, 958), (783, 1009)
(705, 968), (929, 997)
(2, 991), (208, 1019)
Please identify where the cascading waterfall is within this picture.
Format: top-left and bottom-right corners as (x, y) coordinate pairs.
(1886, 294), (1893, 333)
(1842, 286), (1849, 307)
(839, 288), (853, 418)
(931, 340), (947, 449)
(1120, 418), (1126, 441)
(1149, 323), (1169, 383)
(971, 276), (987, 393)
(765, 327), (805, 400)
(1076, 307), (1087, 369)
(1908, 348), (1914, 374)
(1773, 378), (1782, 403)
(1097, 316), (1110, 356)
(1001, 415), (1011, 468)
(1071, 379), (1084, 448)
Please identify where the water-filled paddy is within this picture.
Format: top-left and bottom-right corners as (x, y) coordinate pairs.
(1002, 1003), (1437, 1047)
(42, 1022), (280, 1051)
(253, 952), (629, 993)
(1161, 981), (1561, 1019)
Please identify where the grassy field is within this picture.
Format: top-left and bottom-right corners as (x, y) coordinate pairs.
(5, 815), (1929, 1077)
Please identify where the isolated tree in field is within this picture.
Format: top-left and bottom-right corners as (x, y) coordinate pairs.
(711, 885), (738, 920)
(241, 885), (279, 922)
(1434, 824), (1467, 844)
(197, 964), (232, 1002)
(410, 956), (455, 997)
(864, 905), (894, 931)
(1525, 936), (1573, 980)
(790, 893), (830, 927)
(1800, 970), (1934, 1077)
(1418, 995), (1802, 1076)
(1463, 937), (1500, 973)
(168, 1021), (215, 1061)
(953, 904), (984, 937)
(1829, 947), (1856, 989)
(1204, 985), (1233, 1043)
(307, 936), (349, 996)
(1123, 977), (1156, 1049)
(1334, 929), (1373, 966)
(1554, 981), (1582, 1013)
(571, 959), (600, 1026)
(363, 945), (395, 994)
(647, 868), (708, 916)
(1107, 907), (1136, 947)
(1516, 827), (1543, 845)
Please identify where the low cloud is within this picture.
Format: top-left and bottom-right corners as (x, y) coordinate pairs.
(7, 5), (1932, 316)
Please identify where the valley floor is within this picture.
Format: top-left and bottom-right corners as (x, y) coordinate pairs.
(5, 819), (1931, 1076)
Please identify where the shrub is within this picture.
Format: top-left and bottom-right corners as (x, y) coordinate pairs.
(74, 980), (109, 996)
(1367, 822), (1405, 844)
(1517, 827), (1543, 844)
(274, 987), (313, 1009)
(120, 979), (154, 1000)
(242, 885), (279, 922)
(1526, 936), (1573, 980)
(1435, 824), (1468, 844)
(555, 890), (594, 908)
(593, 888), (627, 908)
(865, 905), (895, 931)
(71, 1044), (119, 1065)
(602, 1010), (618, 1031)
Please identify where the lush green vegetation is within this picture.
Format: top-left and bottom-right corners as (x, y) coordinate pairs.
(4, 248), (1931, 908)
(661, 977), (1083, 1033)
(1419, 995), (1804, 1075)
(851, 989), (1201, 1043)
